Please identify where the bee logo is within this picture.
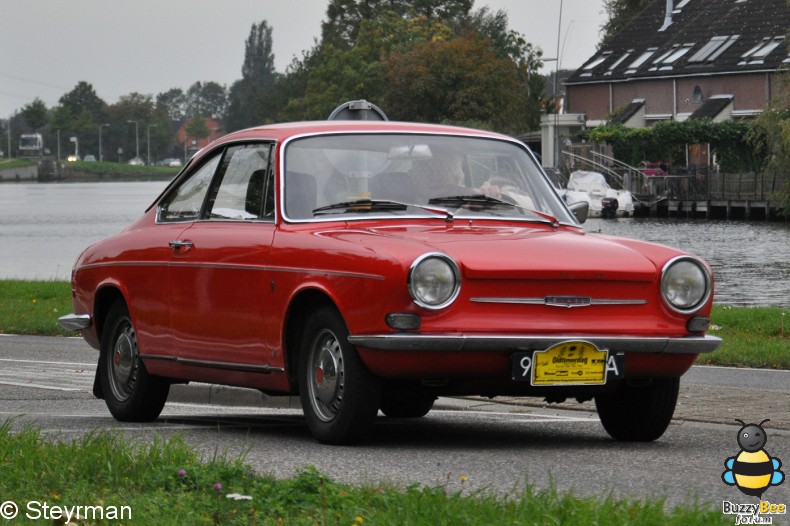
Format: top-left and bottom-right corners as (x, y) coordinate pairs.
(722, 419), (784, 498)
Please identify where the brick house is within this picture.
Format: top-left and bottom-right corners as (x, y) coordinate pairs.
(175, 117), (223, 156)
(543, 0), (790, 165)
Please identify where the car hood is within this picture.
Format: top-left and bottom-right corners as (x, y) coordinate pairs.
(322, 223), (664, 283)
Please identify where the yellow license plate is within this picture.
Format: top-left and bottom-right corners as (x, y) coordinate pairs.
(532, 341), (608, 386)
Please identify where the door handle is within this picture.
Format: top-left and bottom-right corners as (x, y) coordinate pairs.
(169, 240), (194, 251)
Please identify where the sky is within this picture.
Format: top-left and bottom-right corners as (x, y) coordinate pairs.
(0, 0), (606, 118)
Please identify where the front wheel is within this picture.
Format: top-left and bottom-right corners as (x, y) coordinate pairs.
(98, 301), (169, 422)
(298, 307), (380, 444)
(595, 377), (679, 442)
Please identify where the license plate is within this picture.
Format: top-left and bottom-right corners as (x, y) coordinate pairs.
(511, 341), (619, 386)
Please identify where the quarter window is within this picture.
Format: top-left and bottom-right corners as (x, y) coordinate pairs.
(158, 154), (220, 222)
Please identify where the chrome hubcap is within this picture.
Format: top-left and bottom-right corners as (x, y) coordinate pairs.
(309, 329), (344, 422)
(109, 322), (137, 401)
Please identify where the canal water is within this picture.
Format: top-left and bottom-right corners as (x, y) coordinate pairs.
(1, 181), (788, 307)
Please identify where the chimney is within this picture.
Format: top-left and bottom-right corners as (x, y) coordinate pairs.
(659, 0), (673, 31)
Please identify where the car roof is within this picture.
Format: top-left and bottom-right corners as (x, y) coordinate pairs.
(214, 120), (512, 144)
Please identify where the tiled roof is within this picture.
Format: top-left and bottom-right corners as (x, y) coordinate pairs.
(689, 95), (733, 120)
(610, 99), (645, 124)
(566, 0), (790, 85)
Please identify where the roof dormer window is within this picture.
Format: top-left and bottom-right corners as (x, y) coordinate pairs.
(740, 36), (785, 64)
(689, 35), (739, 62)
(649, 44), (694, 71)
(625, 48), (657, 74)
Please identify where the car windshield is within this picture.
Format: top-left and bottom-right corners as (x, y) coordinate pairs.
(282, 133), (575, 224)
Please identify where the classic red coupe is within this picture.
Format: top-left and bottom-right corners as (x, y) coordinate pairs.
(59, 118), (721, 444)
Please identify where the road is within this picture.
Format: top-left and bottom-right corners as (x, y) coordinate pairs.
(1, 334), (788, 510)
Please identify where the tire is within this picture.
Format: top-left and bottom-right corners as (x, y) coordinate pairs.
(298, 307), (380, 444)
(595, 377), (679, 442)
(380, 390), (436, 418)
(98, 301), (169, 422)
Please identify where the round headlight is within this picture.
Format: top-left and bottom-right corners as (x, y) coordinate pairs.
(661, 257), (711, 313)
(408, 253), (460, 310)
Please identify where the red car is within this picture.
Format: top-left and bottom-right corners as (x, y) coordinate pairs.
(59, 119), (721, 444)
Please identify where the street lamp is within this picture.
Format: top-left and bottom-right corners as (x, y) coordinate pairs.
(126, 120), (139, 161)
(553, 0), (563, 168)
(147, 124), (158, 166)
(98, 123), (109, 162)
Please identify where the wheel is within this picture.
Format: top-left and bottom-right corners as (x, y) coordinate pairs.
(595, 377), (679, 442)
(298, 307), (381, 444)
(98, 301), (169, 422)
(380, 390), (436, 418)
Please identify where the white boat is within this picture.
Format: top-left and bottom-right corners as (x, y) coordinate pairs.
(561, 170), (634, 218)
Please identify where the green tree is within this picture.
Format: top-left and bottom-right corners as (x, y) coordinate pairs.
(21, 98), (49, 130)
(185, 81), (227, 120)
(185, 113), (211, 141)
(156, 88), (187, 121)
(383, 34), (537, 132)
(226, 20), (280, 131)
(105, 92), (171, 162)
(59, 81), (106, 121)
(283, 3), (543, 132)
(321, 0), (473, 49)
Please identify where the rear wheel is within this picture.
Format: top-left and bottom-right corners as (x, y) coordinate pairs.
(380, 390), (436, 418)
(595, 377), (679, 441)
(98, 301), (169, 422)
(298, 307), (380, 444)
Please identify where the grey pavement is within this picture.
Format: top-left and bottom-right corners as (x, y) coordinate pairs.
(2, 335), (788, 430)
(167, 365), (790, 430)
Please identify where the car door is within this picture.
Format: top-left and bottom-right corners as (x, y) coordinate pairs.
(167, 142), (278, 370)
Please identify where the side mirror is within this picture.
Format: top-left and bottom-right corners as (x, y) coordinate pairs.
(568, 201), (589, 224)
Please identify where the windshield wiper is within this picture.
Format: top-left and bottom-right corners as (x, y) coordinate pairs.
(428, 194), (514, 209)
(312, 199), (409, 215)
(427, 194), (560, 226)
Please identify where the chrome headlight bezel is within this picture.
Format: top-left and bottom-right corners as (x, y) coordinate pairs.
(661, 256), (712, 314)
(408, 253), (461, 310)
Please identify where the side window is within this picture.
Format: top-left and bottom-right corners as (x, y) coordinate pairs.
(158, 154), (221, 222)
(207, 143), (273, 221)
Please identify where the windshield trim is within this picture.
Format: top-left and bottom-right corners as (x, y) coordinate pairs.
(277, 130), (577, 226)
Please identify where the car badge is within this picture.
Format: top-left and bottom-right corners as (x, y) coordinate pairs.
(544, 296), (592, 308)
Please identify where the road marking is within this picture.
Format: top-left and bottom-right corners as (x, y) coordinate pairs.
(0, 380), (83, 391)
(0, 358), (94, 366)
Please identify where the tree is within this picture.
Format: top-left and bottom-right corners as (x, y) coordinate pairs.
(321, 0), (473, 49)
(383, 35), (538, 133)
(185, 81), (227, 120)
(21, 98), (49, 130)
(599, 0), (651, 48)
(59, 81), (106, 121)
(226, 20), (280, 131)
(283, 3), (543, 132)
(185, 113), (211, 141)
(105, 92), (170, 162)
(156, 88), (187, 121)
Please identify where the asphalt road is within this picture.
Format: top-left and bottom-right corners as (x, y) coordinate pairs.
(1, 334), (788, 511)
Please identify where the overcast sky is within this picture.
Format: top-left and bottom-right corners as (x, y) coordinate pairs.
(0, 0), (605, 118)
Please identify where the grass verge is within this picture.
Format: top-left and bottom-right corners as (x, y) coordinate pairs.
(0, 279), (787, 369)
(0, 421), (727, 525)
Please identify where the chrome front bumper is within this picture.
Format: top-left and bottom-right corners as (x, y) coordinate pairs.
(348, 334), (722, 354)
(57, 313), (91, 331)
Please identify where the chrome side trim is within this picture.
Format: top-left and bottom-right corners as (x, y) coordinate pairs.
(348, 334), (722, 354)
(57, 314), (92, 331)
(141, 354), (285, 374)
(470, 297), (647, 307)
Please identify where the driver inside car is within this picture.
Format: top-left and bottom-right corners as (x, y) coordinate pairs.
(410, 156), (501, 203)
